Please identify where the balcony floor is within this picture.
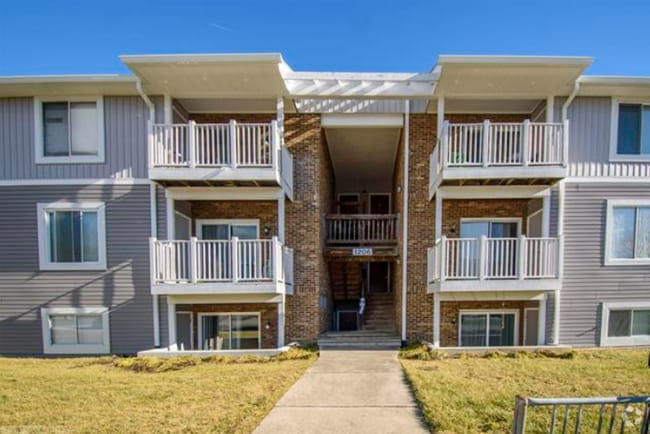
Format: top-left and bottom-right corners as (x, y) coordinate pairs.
(428, 278), (561, 294)
(151, 281), (286, 295)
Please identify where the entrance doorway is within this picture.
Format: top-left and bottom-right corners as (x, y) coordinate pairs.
(368, 262), (389, 293)
(524, 308), (539, 345)
(369, 194), (390, 214)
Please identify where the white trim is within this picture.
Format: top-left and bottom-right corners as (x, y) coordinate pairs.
(34, 96), (105, 164)
(401, 101), (410, 343)
(458, 309), (520, 347)
(437, 291), (545, 302)
(37, 201), (107, 271)
(565, 177), (650, 184)
(165, 187), (283, 201)
(609, 97), (650, 162)
(195, 219), (260, 240)
(0, 178), (150, 187)
(197, 312), (262, 350)
(523, 307), (539, 346)
(41, 307), (110, 354)
(438, 186), (551, 199)
(432, 279), (561, 293)
(175, 311), (194, 350)
(321, 114), (404, 128)
(174, 211), (192, 240)
(604, 199), (650, 266)
(600, 301), (650, 347)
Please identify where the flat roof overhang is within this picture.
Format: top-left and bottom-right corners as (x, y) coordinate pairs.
(0, 75), (138, 97)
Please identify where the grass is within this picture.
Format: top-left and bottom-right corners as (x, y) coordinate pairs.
(0, 348), (316, 433)
(401, 346), (650, 433)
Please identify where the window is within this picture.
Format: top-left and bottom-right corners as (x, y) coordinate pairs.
(610, 100), (650, 160)
(41, 307), (110, 354)
(601, 302), (650, 346)
(459, 311), (518, 347)
(37, 202), (107, 270)
(34, 97), (104, 164)
(198, 313), (261, 350)
(605, 200), (650, 265)
(196, 219), (259, 241)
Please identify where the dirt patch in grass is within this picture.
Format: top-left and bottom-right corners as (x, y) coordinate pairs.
(0, 348), (317, 433)
(401, 348), (650, 433)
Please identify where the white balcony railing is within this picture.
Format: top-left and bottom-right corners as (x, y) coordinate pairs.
(427, 236), (560, 284)
(150, 237), (293, 290)
(151, 120), (278, 168)
(429, 120), (568, 192)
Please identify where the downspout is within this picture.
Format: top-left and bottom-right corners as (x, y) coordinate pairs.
(401, 101), (410, 345)
(135, 79), (160, 347)
(561, 79), (580, 122)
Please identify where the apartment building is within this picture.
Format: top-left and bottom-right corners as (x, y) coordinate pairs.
(0, 53), (648, 355)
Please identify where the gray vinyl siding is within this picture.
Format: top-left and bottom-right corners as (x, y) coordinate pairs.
(0, 184), (154, 354)
(0, 96), (163, 180)
(560, 182), (650, 346)
(557, 96), (650, 177)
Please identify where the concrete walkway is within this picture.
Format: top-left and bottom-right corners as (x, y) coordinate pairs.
(254, 350), (429, 434)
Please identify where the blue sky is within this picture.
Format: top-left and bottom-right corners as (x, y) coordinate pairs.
(1, 0), (649, 76)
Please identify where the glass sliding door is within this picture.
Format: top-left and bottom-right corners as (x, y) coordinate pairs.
(459, 312), (517, 347)
(460, 220), (519, 278)
(197, 220), (259, 281)
(200, 314), (260, 350)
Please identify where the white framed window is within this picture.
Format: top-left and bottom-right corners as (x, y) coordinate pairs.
(197, 312), (261, 350)
(600, 302), (650, 347)
(41, 307), (110, 354)
(458, 310), (519, 347)
(37, 202), (107, 271)
(605, 199), (650, 265)
(34, 96), (105, 164)
(609, 98), (650, 162)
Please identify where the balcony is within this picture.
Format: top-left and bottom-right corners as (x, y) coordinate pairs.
(149, 120), (293, 197)
(325, 214), (399, 257)
(429, 120), (568, 194)
(150, 237), (293, 295)
(427, 235), (561, 292)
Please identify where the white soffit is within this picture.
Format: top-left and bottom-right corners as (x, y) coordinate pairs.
(284, 71), (438, 98)
(321, 114), (404, 128)
(177, 98), (278, 113)
(0, 75), (138, 97)
(578, 76), (650, 97)
(121, 53), (289, 98)
(295, 99), (428, 113)
(435, 55), (593, 98)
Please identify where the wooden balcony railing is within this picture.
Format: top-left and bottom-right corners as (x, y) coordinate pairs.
(427, 235), (560, 284)
(325, 214), (399, 245)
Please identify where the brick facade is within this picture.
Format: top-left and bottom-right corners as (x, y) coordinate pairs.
(175, 303), (278, 349)
(189, 201), (278, 239)
(440, 300), (539, 347)
(284, 114), (334, 342)
(442, 199), (532, 237)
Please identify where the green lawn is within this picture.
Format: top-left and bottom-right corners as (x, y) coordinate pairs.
(0, 350), (316, 433)
(401, 348), (650, 433)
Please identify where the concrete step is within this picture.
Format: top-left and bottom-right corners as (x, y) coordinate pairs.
(318, 332), (402, 349)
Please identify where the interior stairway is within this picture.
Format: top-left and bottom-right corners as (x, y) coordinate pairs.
(362, 292), (397, 334)
(329, 261), (362, 301)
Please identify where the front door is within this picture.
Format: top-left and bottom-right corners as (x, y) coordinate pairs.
(369, 194), (390, 214)
(524, 309), (539, 345)
(368, 262), (389, 293)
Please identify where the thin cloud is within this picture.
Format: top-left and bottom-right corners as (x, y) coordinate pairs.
(210, 23), (233, 32)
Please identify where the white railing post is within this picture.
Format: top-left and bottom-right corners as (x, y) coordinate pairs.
(562, 119), (569, 167)
(518, 235), (527, 280)
(231, 236), (239, 283)
(557, 234), (564, 280)
(439, 236), (447, 282)
(522, 120), (530, 166)
(271, 236), (279, 283)
(479, 235), (487, 280)
(229, 120), (238, 168)
(188, 120), (196, 168)
(271, 120), (279, 173)
(149, 237), (156, 284)
(482, 120), (490, 167)
(189, 237), (198, 283)
(441, 121), (449, 168)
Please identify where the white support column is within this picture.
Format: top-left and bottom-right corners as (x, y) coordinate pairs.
(436, 97), (445, 138)
(167, 298), (177, 349)
(166, 196), (175, 240)
(277, 196), (285, 243)
(542, 193), (551, 238)
(538, 294), (547, 345)
(432, 296), (440, 347)
(278, 295), (286, 348)
(276, 96), (285, 143)
(557, 181), (565, 280)
(401, 100), (410, 344)
(150, 183), (160, 347)
(546, 96), (555, 123)
(552, 290), (560, 345)
(435, 192), (442, 241)
(163, 94), (172, 124)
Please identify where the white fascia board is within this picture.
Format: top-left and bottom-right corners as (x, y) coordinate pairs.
(165, 186), (283, 201)
(120, 53), (284, 65)
(0, 74), (136, 84)
(579, 75), (650, 86)
(438, 55), (593, 66)
(321, 114), (404, 128)
(438, 185), (551, 199)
